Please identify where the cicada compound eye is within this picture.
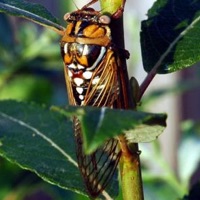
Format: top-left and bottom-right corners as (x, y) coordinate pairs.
(63, 13), (71, 21)
(99, 15), (111, 24)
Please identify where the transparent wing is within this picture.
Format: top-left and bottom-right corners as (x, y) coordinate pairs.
(74, 117), (121, 198)
(83, 49), (119, 107)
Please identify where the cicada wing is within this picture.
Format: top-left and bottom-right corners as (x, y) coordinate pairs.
(72, 50), (126, 198)
(64, 70), (77, 105)
(63, 44), (127, 197)
(83, 49), (119, 107)
(73, 117), (121, 198)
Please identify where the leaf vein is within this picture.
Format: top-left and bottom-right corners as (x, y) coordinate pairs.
(153, 15), (200, 72)
(0, 2), (64, 31)
(0, 111), (78, 167)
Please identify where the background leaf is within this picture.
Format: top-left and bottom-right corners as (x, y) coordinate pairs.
(141, 0), (200, 74)
(144, 180), (179, 200)
(0, 75), (52, 103)
(0, 100), (85, 195)
(0, 0), (64, 33)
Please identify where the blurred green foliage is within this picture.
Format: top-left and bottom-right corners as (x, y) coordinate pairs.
(0, 0), (200, 199)
(141, 126), (200, 200)
(0, 13), (65, 104)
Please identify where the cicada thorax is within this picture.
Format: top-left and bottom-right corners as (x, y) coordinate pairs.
(61, 7), (128, 198)
(60, 8), (119, 106)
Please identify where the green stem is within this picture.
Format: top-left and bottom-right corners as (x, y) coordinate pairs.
(119, 136), (144, 200)
(99, 1), (144, 198)
(99, 0), (121, 12)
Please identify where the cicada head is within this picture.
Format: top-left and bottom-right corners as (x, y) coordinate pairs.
(63, 7), (111, 25)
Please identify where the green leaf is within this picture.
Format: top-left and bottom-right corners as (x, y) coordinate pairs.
(141, 0), (200, 74)
(0, 0), (64, 33)
(0, 100), (119, 199)
(53, 106), (167, 154)
(0, 100), (85, 196)
(100, 0), (123, 16)
(0, 75), (52, 103)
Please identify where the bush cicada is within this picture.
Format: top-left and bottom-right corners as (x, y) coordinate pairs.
(60, 1), (129, 198)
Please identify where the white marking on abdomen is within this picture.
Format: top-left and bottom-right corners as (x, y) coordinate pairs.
(68, 63), (76, 69)
(83, 71), (93, 79)
(76, 87), (83, 94)
(77, 64), (85, 69)
(74, 78), (84, 86)
(79, 95), (84, 100)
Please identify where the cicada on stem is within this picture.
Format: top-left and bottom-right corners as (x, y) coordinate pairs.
(60, 1), (130, 198)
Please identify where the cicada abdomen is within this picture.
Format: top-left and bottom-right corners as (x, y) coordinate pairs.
(60, 6), (129, 198)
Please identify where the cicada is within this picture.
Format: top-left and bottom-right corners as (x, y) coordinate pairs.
(60, 2), (129, 198)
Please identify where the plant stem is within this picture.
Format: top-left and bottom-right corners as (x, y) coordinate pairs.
(103, 1), (144, 199)
(138, 66), (157, 102)
(119, 136), (144, 200)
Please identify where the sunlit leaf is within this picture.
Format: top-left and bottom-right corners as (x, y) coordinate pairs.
(100, 0), (123, 16)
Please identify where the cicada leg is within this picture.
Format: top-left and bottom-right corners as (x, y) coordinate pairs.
(73, 117), (121, 198)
